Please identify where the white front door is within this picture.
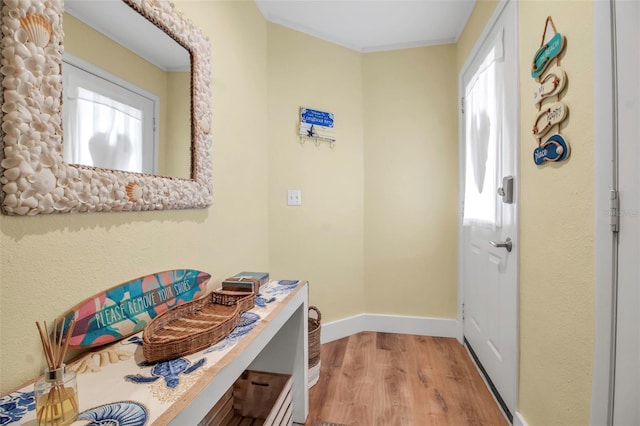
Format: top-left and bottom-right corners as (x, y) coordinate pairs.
(614, 0), (640, 423)
(459, 0), (518, 418)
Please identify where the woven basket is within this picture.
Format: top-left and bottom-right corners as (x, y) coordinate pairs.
(142, 290), (254, 363)
(308, 306), (321, 368)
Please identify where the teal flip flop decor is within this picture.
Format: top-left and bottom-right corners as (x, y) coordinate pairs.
(531, 17), (565, 79)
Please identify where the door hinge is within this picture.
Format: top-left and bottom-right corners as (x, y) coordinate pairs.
(460, 97), (465, 115)
(610, 190), (620, 233)
(461, 302), (465, 321)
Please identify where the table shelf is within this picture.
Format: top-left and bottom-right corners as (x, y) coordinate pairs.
(1, 281), (309, 426)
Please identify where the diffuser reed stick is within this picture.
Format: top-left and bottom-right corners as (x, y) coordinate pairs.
(34, 318), (79, 426)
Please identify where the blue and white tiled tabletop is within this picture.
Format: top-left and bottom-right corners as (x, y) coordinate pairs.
(0, 280), (304, 425)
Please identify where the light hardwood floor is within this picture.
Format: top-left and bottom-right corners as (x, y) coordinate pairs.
(306, 332), (508, 426)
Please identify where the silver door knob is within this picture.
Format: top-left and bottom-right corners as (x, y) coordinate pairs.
(489, 237), (513, 252)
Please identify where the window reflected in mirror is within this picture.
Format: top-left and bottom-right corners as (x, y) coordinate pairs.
(63, 56), (157, 174)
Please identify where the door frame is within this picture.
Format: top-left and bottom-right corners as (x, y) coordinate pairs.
(592, 0), (624, 423)
(456, 0), (520, 418)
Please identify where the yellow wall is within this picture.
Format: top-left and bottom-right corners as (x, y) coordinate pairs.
(165, 72), (191, 178)
(518, 2), (594, 424)
(266, 25), (459, 322)
(0, 0), (268, 393)
(266, 23), (366, 321)
(459, 1), (596, 424)
(363, 46), (458, 317)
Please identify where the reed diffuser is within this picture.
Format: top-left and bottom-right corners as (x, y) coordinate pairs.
(34, 319), (79, 426)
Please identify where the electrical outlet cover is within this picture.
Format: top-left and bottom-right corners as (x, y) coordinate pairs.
(287, 190), (302, 206)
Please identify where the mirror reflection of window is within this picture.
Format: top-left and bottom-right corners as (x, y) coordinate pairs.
(75, 87), (140, 172)
(63, 56), (158, 174)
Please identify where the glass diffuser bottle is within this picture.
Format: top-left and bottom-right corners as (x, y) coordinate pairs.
(34, 365), (78, 426)
(34, 319), (79, 426)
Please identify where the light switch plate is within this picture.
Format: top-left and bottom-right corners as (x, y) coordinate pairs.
(287, 190), (302, 206)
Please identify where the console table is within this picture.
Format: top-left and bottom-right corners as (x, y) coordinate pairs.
(0, 280), (309, 425)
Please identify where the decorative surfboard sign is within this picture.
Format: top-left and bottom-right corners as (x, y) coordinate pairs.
(533, 134), (570, 165)
(59, 269), (212, 348)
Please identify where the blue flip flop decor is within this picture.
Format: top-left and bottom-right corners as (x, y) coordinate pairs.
(533, 134), (570, 165)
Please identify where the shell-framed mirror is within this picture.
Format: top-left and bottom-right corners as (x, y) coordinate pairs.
(0, 0), (212, 215)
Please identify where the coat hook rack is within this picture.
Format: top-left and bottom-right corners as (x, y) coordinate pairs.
(299, 125), (336, 148)
(299, 107), (336, 149)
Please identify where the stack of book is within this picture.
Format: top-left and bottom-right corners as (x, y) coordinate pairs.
(221, 272), (269, 293)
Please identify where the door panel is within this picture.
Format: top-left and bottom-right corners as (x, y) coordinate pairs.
(461, 0), (518, 416)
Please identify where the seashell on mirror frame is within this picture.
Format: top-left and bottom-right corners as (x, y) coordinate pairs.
(0, 0), (212, 215)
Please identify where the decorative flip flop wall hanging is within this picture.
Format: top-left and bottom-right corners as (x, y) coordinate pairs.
(532, 16), (570, 166)
(533, 134), (570, 165)
(531, 32), (565, 79)
(532, 101), (567, 140)
(533, 66), (566, 106)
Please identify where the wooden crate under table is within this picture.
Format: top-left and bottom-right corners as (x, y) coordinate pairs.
(200, 370), (293, 426)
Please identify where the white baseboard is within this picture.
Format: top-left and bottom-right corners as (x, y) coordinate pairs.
(514, 411), (528, 426)
(320, 313), (458, 344)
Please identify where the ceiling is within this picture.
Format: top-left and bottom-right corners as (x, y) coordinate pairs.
(255, 0), (477, 53)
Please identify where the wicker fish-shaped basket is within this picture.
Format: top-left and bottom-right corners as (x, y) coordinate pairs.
(142, 289), (255, 363)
